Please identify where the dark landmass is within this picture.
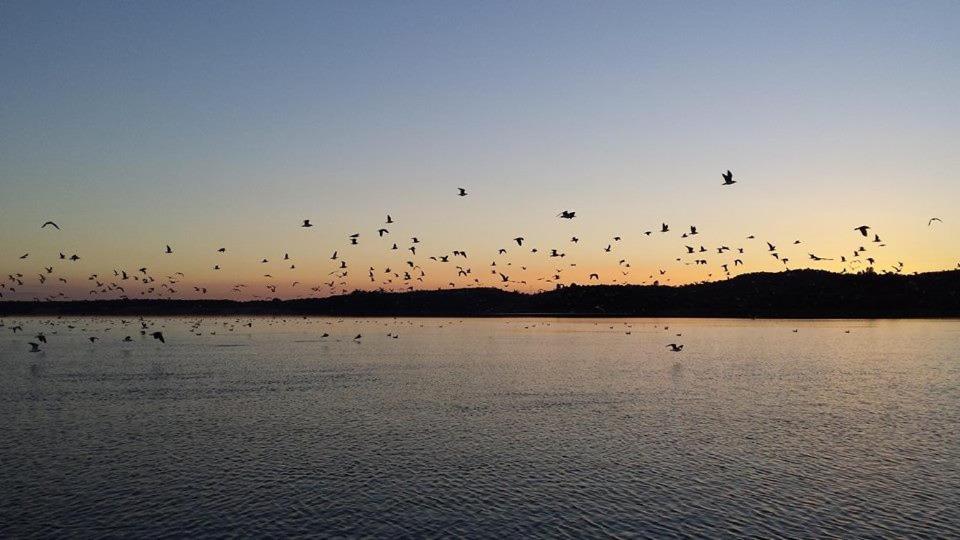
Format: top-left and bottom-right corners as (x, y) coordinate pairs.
(2, 270), (960, 318)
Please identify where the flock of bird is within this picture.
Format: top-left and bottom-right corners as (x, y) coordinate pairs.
(3, 171), (953, 354)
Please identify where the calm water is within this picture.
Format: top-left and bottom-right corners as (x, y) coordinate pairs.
(1, 317), (958, 538)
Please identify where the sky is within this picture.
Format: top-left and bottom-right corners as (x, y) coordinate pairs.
(1, 1), (958, 300)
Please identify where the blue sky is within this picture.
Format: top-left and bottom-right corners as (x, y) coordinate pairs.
(2, 1), (958, 297)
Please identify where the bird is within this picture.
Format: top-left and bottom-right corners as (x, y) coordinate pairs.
(558, 210), (576, 219)
(302, 219), (313, 227)
(28, 342), (41, 352)
(666, 344), (684, 352)
(457, 188), (468, 196)
(928, 217), (942, 226)
(151, 331), (165, 343)
(41, 221), (60, 230)
(165, 245), (173, 254)
(378, 228), (389, 237)
(854, 225), (870, 237)
(514, 237), (524, 246)
(386, 215), (394, 223)
(721, 170), (735, 185)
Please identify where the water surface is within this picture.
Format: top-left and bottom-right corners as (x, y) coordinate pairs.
(1, 317), (958, 537)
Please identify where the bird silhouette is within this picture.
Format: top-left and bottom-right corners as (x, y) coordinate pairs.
(458, 188), (468, 196)
(302, 219), (313, 227)
(41, 221), (60, 230)
(721, 170), (735, 185)
(854, 225), (870, 237)
(667, 344), (684, 352)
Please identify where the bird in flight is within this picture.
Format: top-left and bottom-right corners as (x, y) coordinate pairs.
(165, 245), (173, 254)
(151, 331), (165, 343)
(928, 217), (942, 226)
(558, 210), (576, 219)
(28, 342), (41, 352)
(458, 188), (468, 197)
(41, 221), (60, 230)
(721, 170), (735, 185)
(854, 225), (871, 237)
(666, 344), (684, 352)
(514, 237), (524, 246)
(302, 219), (313, 228)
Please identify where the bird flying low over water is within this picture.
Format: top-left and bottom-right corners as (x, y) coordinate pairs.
(721, 170), (735, 185)
(41, 221), (60, 230)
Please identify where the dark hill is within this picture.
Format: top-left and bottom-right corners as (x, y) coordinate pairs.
(1, 270), (959, 318)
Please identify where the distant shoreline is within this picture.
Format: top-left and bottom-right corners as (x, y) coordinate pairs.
(3, 270), (959, 319)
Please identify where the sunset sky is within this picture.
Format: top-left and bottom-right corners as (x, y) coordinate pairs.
(2, 1), (958, 299)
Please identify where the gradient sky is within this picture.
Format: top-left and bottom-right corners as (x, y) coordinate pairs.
(2, 1), (958, 299)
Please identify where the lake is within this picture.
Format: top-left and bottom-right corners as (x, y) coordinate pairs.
(1, 317), (958, 538)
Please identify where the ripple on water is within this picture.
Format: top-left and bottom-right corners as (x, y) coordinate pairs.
(0, 317), (958, 538)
